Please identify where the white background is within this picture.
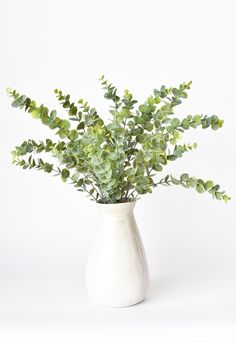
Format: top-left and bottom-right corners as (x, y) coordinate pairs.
(0, 0), (236, 342)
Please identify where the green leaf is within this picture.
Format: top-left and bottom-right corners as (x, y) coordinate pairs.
(114, 190), (122, 200)
(131, 128), (142, 136)
(204, 180), (214, 191)
(196, 183), (205, 193)
(77, 179), (83, 187)
(194, 115), (202, 125)
(147, 96), (154, 105)
(41, 112), (50, 124)
(50, 110), (57, 119)
(103, 160), (111, 171)
(63, 101), (70, 108)
(174, 148), (182, 158)
(188, 177), (197, 188)
(171, 177), (180, 185)
(58, 129), (69, 139)
(77, 122), (85, 130)
(153, 164), (162, 172)
(139, 105), (147, 114)
(181, 119), (190, 129)
(31, 109), (41, 119)
(59, 119), (71, 130)
(180, 173), (189, 182)
(11, 95), (27, 108)
(85, 116), (93, 126)
(144, 122), (153, 131)
(90, 108), (97, 115)
(171, 118), (180, 128)
(104, 92), (114, 99)
(71, 172), (80, 181)
(44, 163), (53, 173)
(167, 155), (178, 161)
(69, 106), (78, 115)
(223, 195), (231, 203)
(68, 130), (79, 140)
(61, 168), (70, 179)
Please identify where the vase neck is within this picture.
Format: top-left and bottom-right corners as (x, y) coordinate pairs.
(97, 201), (136, 215)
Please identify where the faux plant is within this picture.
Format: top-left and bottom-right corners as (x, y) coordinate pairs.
(8, 76), (230, 203)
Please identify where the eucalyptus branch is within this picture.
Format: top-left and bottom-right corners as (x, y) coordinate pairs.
(155, 174), (230, 202)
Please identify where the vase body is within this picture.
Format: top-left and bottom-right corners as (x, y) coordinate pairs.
(86, 201), (149, 307)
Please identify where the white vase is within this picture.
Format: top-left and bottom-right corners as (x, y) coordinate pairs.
(86, 201), (149, 307)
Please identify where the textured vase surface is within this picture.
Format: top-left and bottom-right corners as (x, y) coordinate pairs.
(86, 201), (149, 307)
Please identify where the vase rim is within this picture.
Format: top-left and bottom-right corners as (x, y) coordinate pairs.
(96, 200), (136, 205)
(96, 200), (136, 212)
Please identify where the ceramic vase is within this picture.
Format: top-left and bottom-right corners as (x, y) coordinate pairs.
(86, 201), (149, 307)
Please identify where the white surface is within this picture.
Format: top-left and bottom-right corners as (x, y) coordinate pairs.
(0, 0), (236, 342)
(1, 272), (236, 343)
(86, 202), (149, 307)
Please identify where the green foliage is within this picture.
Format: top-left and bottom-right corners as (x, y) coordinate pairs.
(8, 77), (230, 203)
(156, 174), (230, 202)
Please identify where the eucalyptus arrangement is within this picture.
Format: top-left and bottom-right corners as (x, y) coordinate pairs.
(8, 77), (230, 307)
(9, 76), (230, 203)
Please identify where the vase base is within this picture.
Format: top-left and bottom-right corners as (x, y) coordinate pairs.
(87, 294), (147, 308)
